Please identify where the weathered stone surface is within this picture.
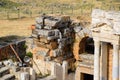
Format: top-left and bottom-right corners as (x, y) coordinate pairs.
(0, 67), (9, 77)
(74, 27), (82, 33)
(113, 22), (120, 34)
(1, 74), (15, 80)
(10, 66), (20, 73)
(33, 58), (51, 75)
(55, 63), (63, 80)
(91, 9), (120, 34)
(62, 61), (68, 80)
(20, 72), (29, 80)
(34, 41), (58, 49)
(30, 68), (36, 80)
(92, 9), (105, 18)
(32, 15), (75, 79)
(38, 76), (56, 80)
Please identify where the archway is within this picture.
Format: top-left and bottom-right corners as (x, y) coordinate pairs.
(73, 28), (92, 60)
(79, 37), (94, 54)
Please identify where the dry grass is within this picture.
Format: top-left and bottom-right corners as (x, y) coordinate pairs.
(0, 0), (119, 37)
(0, 18), (35, 37)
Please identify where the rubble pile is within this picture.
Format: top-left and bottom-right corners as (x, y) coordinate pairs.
(0, 59), (36, 80)
(32, 15), (75, 64)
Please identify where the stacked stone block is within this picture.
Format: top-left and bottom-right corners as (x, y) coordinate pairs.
(32, 15), (75, 63)
(0, 60), (36, 80)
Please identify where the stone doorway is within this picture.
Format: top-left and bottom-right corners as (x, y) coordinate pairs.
(81, 73), (93, 80)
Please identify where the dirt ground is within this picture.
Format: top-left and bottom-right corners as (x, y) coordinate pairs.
(0, 18), (35, 37)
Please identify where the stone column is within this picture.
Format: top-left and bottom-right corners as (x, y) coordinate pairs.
(30, 68), (36, 80)
(51, 62), (56, 76)
(20, 72), (30, 80)
(112, 44), (119, 80)
(100, 42), (107, 80)
(94, 39), (100, 80)
(62, 61), (68, 80)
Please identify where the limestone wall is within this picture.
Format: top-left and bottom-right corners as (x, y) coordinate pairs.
(91, 9), (120, 34)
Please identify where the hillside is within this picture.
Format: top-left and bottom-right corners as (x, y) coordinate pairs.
(0, 0), (120, 37)
(0, 0), (20, 9)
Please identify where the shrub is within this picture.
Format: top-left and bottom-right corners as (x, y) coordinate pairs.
(26, 52), (33, 58)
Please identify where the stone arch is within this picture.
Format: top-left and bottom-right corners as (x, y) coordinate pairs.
(73, 28), (92, 60)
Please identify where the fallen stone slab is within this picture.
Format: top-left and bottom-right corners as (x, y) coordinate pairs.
(1, 74), (15, 80)
(38, 75), (56, 80)
(10, 66), (20, 74)
(0, 67), (9, 77)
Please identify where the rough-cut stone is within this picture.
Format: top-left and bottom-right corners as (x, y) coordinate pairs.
(74, 27), (82, 33)
(113, 22), (120, 34)
(92, 9), (105, 18)
(1, 74), (15, 80)
(91, 9), (120, 35)
(20, 72), (29, 80)
(62, 61), (68, 80)
(0, 67), (9, 77)
(30, 68), (36, 80)
(10, 66), (20, 73)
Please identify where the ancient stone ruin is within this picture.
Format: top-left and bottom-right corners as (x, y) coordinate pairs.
(32, 15), (75, 62)
(0, 9), (120, 80)
(0, 36), (36, 80)
(75, 9), (120, 80)
(31, 14), (77, 80)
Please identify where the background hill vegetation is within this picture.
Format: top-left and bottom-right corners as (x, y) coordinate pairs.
(0, 0), (120, 19)
(0, 0), (120, 37)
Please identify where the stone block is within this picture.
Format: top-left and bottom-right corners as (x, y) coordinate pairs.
(55, 63), (63, 80)
(0, 67), (9, 77)
(35, 40), (58, 49)
(91, 18), (101, 25)
(52, 49), (62, 57)
(39, 38), (50, 44)
(13, 71), (21, 79)
(3, 60), (9, 66)
(62, 61), (68, 80)
(11, 66), (20, 72)
(20, 72), (30, 80)
(113, 21), (120, 34)
(37, 29), (55, 37)
(30, 68), (36, 80)
(32, 59), (51, 75)
(106, 11), (120, 21)
(92, 9), (105, 18)
(46, 41), (58, 49)
(36, 24), (42, 29)
(36, 17), (43, 24)
(74, 27), (82, 33)
(2, 74), (15, 80)
(45, 19), (58, 27)
(45, 76), (56, 80)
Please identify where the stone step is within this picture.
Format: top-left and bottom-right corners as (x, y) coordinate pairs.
(79, 53), (94, 61)
(0, 67), (9, 77)
(0, 74), (15, 80)
(10, 66), (20, 73)
(11, 71), (21, 79)
(79, 61), (94, 68)
(37, 75), (56, 80)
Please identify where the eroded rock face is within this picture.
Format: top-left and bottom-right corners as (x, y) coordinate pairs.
(91, 9), (120, 34)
